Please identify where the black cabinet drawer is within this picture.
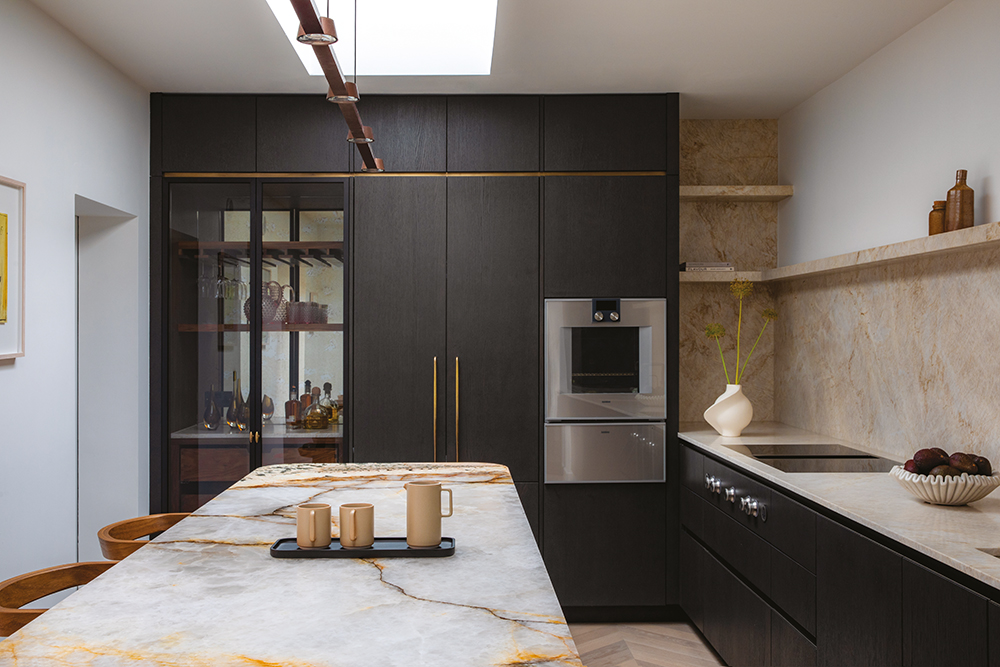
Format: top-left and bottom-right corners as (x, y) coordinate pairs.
(772, 610), (817, 667)
(770, 548), (816, 636)
(702, 500), (771, 598)
(766, 490), (817, 573)
(991, 602), (1000, 667)
(703, 456), (771, 528)
(680, 444), (705, 494)
(902, 559), (988, 667)
(680, 486), (705, 540)
(703, 542), (771, 667)
(679, 529), (705, 633)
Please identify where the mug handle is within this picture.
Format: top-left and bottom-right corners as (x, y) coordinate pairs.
(309, 509), (316, 544)
(349, 509), (357, 541)
(441, 488), (453, 518)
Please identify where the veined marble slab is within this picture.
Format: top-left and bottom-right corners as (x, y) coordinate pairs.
(680, 422), (1000, 592)
(0, 463), (581, 667)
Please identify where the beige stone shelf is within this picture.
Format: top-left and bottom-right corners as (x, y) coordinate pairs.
(679, 271), (763, 283)
(679, 185), (793, 202)
(762, 220), (1000, 282)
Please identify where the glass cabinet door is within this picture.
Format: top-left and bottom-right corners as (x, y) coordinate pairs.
(167, 181), (254, 512)
(259, 182), (345, 465)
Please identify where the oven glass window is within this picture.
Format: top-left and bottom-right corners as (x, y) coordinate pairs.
(570, 327), (640, 393)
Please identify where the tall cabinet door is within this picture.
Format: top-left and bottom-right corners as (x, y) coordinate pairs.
(352, 177), (447, 463)
(446, 177), (540, 481)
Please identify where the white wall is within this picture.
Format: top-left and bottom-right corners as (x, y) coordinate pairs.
(0, 0), (148, 580)
(778, 0), (1000, 265)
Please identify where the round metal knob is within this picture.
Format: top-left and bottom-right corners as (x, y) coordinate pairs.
(748, 499), (759, 517)
(711, 478), (721, 494)
(724, 487), (736, 502)
(593, 312), (604, 321)
(704, 474), (714, 490)
(609, 311), (620, 322)
(740, 496), (749, 512)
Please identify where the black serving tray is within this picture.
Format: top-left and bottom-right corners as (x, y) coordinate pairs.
(270, 537), (456, 558)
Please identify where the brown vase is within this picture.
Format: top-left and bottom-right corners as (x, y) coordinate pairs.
(945, 170), (974, 231)
(928, 200), (946, 235)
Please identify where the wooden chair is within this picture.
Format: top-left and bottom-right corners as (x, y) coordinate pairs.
(0, 561), (116, 636)
(97, 513), (189, 560)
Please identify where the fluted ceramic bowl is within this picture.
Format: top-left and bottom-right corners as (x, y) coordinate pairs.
(890, 465), (1000, 506)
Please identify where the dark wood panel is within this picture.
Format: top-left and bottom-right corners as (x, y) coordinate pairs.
(543, 175), (668, 298)
(817, 516), (902, 667)
(543, 484), (666, 607)
(990, 602), (1000, 667)
(679, 529), (705, 632)
(150, 93), (162, 176)
(665, 93), (679, 175)
(161, 95), (256, 172)
(765, 489), (817, 574)
(772, 610), (817, 667)
(352, 96), (446, 172)
(680, 444), (704, 494)
(446, 96), (540, 171)
(703, 546), (770, 667)
(446, 177), (539, 480)
(902, 559), (988, 667)
(702, 500), (770, 597)
(351, 177), (446, 462)
(770, 547), (816, 636)
(679, 487), (705, 541)
(515, 482), (539, 544)
(543, 95), (667, 171)
(256, 96), (351, 172)
(703, 456), (771, 534)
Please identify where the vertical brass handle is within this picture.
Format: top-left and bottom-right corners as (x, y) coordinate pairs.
(432, 356), (438, 463)
(455, 356), (459, 462)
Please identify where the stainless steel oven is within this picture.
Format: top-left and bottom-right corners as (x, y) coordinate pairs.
(544, 298), (666, 483)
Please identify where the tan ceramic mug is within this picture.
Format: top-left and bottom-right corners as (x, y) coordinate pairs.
(405, 481), (454, 548)
(339, 503), (375, 549)
(296, 503), (332, 549)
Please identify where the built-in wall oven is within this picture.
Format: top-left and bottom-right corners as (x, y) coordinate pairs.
(544, 298), (666, 483)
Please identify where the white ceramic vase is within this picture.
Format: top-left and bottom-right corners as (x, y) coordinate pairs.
(704, 384), (753, 437)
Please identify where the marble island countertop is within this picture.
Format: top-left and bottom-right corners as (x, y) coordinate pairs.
(680, 421), (1000, 592)
(1, 462), (581, 666)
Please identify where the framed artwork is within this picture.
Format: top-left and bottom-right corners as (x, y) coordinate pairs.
(0, 175), (25, 359)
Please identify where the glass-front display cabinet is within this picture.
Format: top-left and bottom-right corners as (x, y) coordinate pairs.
(158, 179), (346, 512)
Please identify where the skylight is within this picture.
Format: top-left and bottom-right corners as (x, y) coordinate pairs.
(264, 0), (498, 76)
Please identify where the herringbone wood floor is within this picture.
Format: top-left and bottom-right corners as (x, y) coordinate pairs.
(569, 622), (725, 667)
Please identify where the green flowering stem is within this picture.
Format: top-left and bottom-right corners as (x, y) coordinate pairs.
(737, 320), (769, 384)
(716, 337), (731, 384)
(735, 297), (743, 384)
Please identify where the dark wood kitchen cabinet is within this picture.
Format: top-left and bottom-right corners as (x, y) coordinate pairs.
(446, 96), (540, 172)
(351, 177), (447, 463)
(351, 96), (447, 172)
(816, 516), (902, 667)
(256, 95), (351, 173)
(352, 176), (539, 481)
(902, 559), (988, 667)
(542, 94), (673, 172)
(543, 175), (670, 298)
(159, 95), (256, 173)
(446, 177), (539, 480)
(544, 483), (666, 608)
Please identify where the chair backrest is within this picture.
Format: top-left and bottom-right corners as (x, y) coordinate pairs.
(0, 561), (116, 636)
(97, 513), (190, 560)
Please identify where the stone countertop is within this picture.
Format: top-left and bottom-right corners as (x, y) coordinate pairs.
(0, 462), (581, 667)
(679, 421), (1000, 592)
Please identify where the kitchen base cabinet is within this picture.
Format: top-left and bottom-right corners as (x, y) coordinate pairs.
(991, 602), (1000, 667)
(543, 483), (666, 608)
(515, 482), (539, 543)
(902, 559), (988, 667)
(816, 516), (902, 667)
(771, 611), (817, 667)
(679, 530), (705, 632)
(702, 540), (770, 667)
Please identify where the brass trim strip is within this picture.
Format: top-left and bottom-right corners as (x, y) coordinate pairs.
(162, 171), (669, 178)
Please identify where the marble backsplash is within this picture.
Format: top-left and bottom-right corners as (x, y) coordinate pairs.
(773, 243), (1000, 465)
(679, 120), (778, 421)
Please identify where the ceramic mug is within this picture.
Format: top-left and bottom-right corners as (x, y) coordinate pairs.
(296, 503), (332, 549)
(405, 481), (453, 548)
(339, 503), (375, 549)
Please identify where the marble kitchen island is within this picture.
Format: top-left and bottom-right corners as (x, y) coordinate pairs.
(1, 463), (581, 666)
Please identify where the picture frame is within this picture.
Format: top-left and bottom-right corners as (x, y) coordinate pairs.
(0, 174), (25, 359)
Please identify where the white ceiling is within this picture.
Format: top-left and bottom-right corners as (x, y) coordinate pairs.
(29, 0), (953, 118)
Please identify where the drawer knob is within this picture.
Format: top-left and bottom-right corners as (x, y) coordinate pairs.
(704, 474), (714, 489)
(724, 487), (736, 502)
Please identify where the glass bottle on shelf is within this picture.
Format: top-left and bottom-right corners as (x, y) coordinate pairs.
(262, 394), (274, 422)
(228, 371), (248, 431)
(300, 380), (313, 411)
(302, 400), (330, 430)
(285, 385), (300, 427)
(203, 384), (221, 430)
(226, 371), (239, 429)
(337, 395), (344, 425)
(320, 382), (337, 422)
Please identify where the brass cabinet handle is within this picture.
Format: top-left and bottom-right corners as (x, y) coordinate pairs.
(455, 356), (459, 462)
(433, 356), (438, 463)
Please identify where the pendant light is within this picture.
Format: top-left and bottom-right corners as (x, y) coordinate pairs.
(296, 16), (338, 45)
(347, 126), (374, 144)
(327, 82), (360, 104)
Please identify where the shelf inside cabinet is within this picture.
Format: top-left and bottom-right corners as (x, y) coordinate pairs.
(178, 241), (344, 266)
(177, 323), (344, 333)
(679, 185), (793, 202)
(171, 423), (343, 443)
(679, 271), (763, 283)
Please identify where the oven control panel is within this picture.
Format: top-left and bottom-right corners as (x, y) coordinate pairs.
(592, 298), (621, 323)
